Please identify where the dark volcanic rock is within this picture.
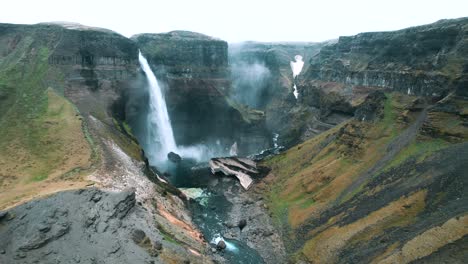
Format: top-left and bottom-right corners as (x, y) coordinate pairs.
(0, 188), (162, 264)
(133, 31), (228, 72)
(168, 151), (182, 163)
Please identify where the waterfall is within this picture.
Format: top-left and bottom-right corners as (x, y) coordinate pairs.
(139, 51), (177, 164)
(290, 55), (304, 99)
(290, 55), (304, 78)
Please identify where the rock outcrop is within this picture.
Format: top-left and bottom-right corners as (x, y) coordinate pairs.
(209, 157), (268, 189)
(0, 188), (208, 264)
(354, 90), (387, 121)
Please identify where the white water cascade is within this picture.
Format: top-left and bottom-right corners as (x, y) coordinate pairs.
(290, 55), (304, 99)
(139, 51), (177, 164)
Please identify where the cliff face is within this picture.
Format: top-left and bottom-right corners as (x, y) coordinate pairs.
(312, 18), (466, 94)
(301, 17), (468, 97)
(0, 23), (210, 263)
(133, 31), (270, 154)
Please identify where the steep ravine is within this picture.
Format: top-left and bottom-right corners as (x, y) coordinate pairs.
(133, 45), (279, 263)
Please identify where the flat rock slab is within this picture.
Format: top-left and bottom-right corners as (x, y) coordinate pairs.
(209, 157), (262, 190)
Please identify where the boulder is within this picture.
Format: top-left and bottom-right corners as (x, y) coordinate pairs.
(216, 240), (226, 250)
(167, 152), (182, 163)
(153, 241), (163, 251)
(238, 219), (247, 230)
(131, 229), (146, 244)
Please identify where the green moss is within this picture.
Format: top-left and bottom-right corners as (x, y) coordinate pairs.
(122, 121), (134, 136)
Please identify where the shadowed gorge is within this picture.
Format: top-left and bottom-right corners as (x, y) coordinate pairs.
(0, 16), (467, 264)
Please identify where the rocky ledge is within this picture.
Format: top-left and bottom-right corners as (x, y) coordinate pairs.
(209, 157), (269, 190)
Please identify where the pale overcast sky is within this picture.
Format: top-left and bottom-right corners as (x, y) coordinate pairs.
(1, 0), (466, 42)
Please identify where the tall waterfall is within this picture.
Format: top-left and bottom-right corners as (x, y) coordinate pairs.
(139, 51), (177, 163)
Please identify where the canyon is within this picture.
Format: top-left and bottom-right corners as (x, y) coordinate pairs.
(0, 17), (467, 264)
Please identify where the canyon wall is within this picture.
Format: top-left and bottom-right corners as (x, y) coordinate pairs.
(303, 18), (467, 97)
(299, 17), (468, 108)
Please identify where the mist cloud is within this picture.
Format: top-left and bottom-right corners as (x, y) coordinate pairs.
(230, 61), (271, 109)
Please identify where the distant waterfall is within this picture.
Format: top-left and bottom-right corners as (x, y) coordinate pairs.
(139, 51), (177, 164)
(290, 55), (304, 99)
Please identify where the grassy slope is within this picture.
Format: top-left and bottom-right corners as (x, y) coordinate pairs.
(0, 31), (92, 209)
(262, 92), (467, 263)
